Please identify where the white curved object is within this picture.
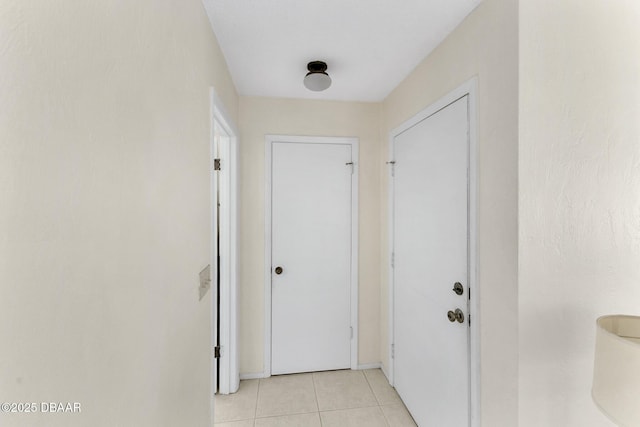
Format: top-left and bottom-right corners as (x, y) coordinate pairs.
(593, 315), (640, 426)
(303, 72), (331, 92)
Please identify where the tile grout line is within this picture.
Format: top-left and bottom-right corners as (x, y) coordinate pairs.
(253, 377), (261, 424)
(254, 374), (321, 424)
(362, 369), (383, 406)
(363, 370), (392, 427)
(227, 370), (398, 427)
(379, 406), (393, 427)
(311, 372), (323, 426)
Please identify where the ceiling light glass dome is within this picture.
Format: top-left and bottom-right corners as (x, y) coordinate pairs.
(303, 61), (332, 92)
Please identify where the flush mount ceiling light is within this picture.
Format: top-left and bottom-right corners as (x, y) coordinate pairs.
(303, 61), (332, 92)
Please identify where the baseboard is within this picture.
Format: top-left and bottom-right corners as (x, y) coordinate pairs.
(356, 363), (382, 370)
(240, 365), (382, 380)
(239, 372), (266, 380)
(380, 364), (390, 381)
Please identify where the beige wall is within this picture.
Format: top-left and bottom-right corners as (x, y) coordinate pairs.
(237, 97), (382, 374)
(519, 1), (640, 425)
(13, 1), (639, 425)
(381, 0), (519, 425)
(0, 1), (237, 426)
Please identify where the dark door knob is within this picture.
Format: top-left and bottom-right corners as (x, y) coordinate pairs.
(274, 266), (283, 275)
(447, 309), (465, 323)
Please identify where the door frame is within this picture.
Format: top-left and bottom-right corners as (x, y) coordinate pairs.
(264, 135), (359, 377)
(387, 78), (479, 427)
(210, 88), (239, 395)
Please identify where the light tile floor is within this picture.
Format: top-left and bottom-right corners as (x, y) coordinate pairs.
(214, 369), (417, 427)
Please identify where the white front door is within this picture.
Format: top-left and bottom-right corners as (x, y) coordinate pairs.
(393, 96), (470, 426)
(269, 137), (356, 375)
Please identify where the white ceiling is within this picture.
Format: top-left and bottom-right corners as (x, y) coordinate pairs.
(203, 0), (481, 102)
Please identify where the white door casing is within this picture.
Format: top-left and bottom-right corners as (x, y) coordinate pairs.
(265, 135), (359, 376)
(210, 88), (239, 396)
(388, 79), (479, 427)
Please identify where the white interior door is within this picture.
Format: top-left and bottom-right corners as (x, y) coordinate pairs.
(270, 139), (354, 375)
(393, 96), (470, 426)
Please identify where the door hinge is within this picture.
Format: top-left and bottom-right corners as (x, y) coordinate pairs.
(350, 326), (353, 339)
(214, 346), (221, 358)
(391, 343), (395, 359)
(386, 160), (396, 177)
(346, 162), (354, 174)
(468, 288), (471, 326)
(214, 158), (221, 171)
(391, 252), (395, 268)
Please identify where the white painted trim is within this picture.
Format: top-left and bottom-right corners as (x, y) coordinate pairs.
(240, 372), (267, 380)
(387, 77), (480, 427)
(467, 78), (480, 427)
(208, 89), (217, 427)
(264, 139), (273, 378)
(380, 363), (391, 383)
(264, 135), (359, 377)
(386, 123), (395, 386)
(210, 88), (240, 395)
(350, 140), (360, 371)
(357, 363), (382, 370)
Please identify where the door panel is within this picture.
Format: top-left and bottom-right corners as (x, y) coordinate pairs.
(271, 141), (352, 375)
(393, 96), (470, 426)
